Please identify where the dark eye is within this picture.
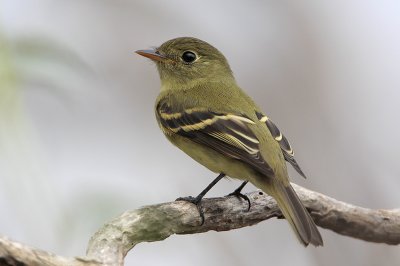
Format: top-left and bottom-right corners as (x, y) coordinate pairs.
(181, 51), (197, 63)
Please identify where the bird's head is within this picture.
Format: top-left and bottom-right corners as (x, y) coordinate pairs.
(136, 37), (234, 86)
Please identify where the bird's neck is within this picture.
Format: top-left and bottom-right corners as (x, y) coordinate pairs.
(160, 76), (236, 92)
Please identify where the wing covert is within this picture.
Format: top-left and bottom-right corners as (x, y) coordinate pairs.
(157, 102), (274, 177)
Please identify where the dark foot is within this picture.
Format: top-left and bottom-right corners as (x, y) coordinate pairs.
(176, 196), (205, 225)
(175, 173), (226, 225)
(228, 181), (251, 211)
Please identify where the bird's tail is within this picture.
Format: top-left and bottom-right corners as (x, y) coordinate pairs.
(258, 179), (323, 246)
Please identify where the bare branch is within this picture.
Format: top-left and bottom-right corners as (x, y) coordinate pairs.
(1, 184), (399, 266)
(0, 236), (98, 266)
(292, 184), (400, 245)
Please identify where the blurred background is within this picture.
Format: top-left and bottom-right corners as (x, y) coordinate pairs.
(1, 1), (399, 265)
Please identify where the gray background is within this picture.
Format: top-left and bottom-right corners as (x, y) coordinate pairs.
(1, 1), (399, 265)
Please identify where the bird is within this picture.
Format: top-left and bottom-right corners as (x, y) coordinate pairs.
(136, 37), (323, 247)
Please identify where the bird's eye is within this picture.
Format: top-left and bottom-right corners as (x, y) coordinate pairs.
(181, 51), (197, 63)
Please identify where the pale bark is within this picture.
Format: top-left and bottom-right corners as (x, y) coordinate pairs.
(1, 184), (399, 266)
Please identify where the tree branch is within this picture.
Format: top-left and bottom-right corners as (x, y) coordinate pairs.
(1, 184), (399, 266)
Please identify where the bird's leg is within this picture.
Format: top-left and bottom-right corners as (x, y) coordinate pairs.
(176, 173), (225, 225)
(227, 181), (251, 211)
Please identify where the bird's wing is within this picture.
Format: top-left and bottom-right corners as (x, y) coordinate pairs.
(255, 112), (306, 178)
(156, 102), (274, 178)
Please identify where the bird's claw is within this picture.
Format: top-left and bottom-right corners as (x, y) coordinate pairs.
(228, 190), (251, 211)
(176, 196), (205, 225)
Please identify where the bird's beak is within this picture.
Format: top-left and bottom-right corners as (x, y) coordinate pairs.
(135, 49), (167, 62)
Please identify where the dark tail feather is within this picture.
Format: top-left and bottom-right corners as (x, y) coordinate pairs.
(270, 181), (323, 246)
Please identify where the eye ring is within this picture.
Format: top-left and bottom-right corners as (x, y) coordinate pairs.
(181, 51), (197, 63)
